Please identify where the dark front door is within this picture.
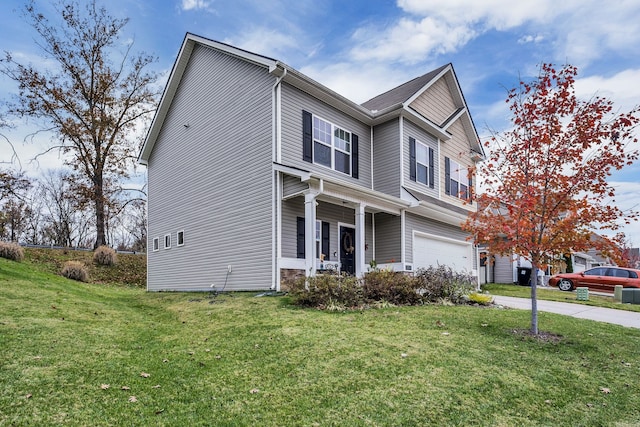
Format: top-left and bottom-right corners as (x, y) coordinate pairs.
(340, 226), (356, 275)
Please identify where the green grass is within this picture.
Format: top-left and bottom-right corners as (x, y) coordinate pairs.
(2, 254), (640, 426)
(483, 283), (640, 313)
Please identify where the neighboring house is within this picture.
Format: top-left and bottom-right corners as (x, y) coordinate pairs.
(138, 33), (484, 292)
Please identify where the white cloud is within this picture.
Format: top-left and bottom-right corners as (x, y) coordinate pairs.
(181, 0), (212, 12)
(223, 28), (300, 61)
(575, 69), (640, 112)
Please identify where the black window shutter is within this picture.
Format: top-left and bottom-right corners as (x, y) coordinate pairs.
(409, 137), (416, 182)
(302, 110), (313, 163)
(351, 134), (359, 179)
(444, 157), (451, 195)
(322, 221), (330, 260)
(468, 175), (473, 203)
(428, 147), (435, 188)
(296, 217), (305, 258)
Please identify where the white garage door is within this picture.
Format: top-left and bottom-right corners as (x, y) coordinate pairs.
(413, 233), (473, 272)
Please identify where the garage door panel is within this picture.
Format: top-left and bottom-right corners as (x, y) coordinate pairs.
(413, 234), (472, 272)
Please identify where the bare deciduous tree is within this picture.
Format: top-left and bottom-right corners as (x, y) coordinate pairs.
(0, 0), (158, 248)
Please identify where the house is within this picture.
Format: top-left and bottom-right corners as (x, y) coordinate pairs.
(138, 33), (485, 292)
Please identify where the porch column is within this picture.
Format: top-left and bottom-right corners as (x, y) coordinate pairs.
(355, 203), (366, 277)
(304, 192), (317, 277)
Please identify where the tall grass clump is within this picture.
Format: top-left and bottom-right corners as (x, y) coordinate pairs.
(414, 265), (476, 304)
(0, 241), (24, 261)
(362, 270), (423, 305)
(61, 260), (89, 282)
(93, 245), (117, 266)
(288, 274), (363, 309)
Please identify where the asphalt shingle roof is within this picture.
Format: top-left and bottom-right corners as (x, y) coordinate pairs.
(360, 64), (450, 112)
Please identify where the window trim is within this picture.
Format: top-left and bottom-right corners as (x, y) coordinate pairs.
(153, 237), (159, 252)
(448, 158), (469, 200)
(312, 114), (352, 176)
(164, 234), (171, 250)
(177, 230), (185, 247)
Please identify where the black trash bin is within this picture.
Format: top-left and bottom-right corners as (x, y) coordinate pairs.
(517, 267), (532, 286)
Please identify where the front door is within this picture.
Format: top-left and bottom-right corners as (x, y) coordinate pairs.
(340, 226), (356, 275)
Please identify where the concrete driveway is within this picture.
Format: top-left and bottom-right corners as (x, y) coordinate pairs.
(493, 295), (640, 329)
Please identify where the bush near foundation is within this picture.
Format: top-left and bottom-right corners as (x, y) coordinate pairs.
(287, 265), (478, 310)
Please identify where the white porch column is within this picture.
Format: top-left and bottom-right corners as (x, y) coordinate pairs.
(304, 192), (317, 277)
(355, 203), (366, 277)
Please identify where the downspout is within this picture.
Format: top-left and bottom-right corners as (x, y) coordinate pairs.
(272, 67), (287, 290)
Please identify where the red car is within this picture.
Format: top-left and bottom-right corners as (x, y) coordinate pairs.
(549, 266), (640, 292)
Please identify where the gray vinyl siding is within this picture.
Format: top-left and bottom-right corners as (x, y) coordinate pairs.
(494, 254), (515, 283)
(282, 174), (308, 198)
(372, 120), (401, 197)
(147, 44), (274, 291)
(281, 197), (373, 264)
(373, 213), (401, 263)
(404, 212), (470, 265)
(280, 83), (372, 188)
(281, 197), (304, 259)
(365, 213), (373, 265)
(403, 119), (439, 198)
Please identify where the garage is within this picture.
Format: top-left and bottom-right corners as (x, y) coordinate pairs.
(413, 232), (473, 272)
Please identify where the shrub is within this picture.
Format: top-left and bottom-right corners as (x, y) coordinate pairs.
(61, 261), (89, 282)
(93, 245), (117, 266)
(288, 274), (363, 308)
(362, 270), (424, 305)
(414, 265), (476, 304)
(0, 241), (24, 262)
(468, 292), (494, 306)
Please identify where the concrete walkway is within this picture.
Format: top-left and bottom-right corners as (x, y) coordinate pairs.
(493, 295), (640, 329)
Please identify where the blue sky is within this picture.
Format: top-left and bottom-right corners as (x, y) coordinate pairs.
(1, 0), (639, 245)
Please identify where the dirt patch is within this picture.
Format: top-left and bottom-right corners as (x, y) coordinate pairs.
(511, 328), (564, 344)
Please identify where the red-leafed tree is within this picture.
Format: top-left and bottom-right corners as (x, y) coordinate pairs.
(463, 63), (639, 334)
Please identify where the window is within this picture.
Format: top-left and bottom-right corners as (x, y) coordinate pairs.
(315, 220), (322, 259)
(409, 137), (434, 188)
(446, 158), (470, 200)
(177, 230), (185, 247)
(164, 234), (171, 249)
(303, 110), (359, 178)
(153, 237), (159, 252)
(313, 116), (351, 174)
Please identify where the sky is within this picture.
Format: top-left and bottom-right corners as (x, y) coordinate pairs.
(1, 0), (639, 246)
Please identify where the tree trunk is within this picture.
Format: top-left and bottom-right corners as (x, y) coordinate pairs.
(530, 264), (539, 334)
(94, 178), (107, 249)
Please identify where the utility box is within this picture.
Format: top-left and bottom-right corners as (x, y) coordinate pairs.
(621, 289), (640, 304)
(576, 287), (589, 301)
(614, 285), (623, 302)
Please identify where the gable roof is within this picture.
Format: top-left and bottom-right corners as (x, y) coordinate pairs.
(139, 33), (483, 164)
(361, 64), (449, 111)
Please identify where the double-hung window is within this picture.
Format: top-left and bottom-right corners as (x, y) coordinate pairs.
(409, 137), (434, 188)
(447, 158), (469, 200)
(313, 116), (351, 175)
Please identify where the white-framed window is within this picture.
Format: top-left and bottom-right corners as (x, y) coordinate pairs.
(315, 220), (322, 259)
(164, 234), (171, 249)
(449, 159), (469, 200)
(153, 237), (159, 252)
(416, 140), (430, 186)
(177, 230), (185, 247)
(313, 115), (351, 175)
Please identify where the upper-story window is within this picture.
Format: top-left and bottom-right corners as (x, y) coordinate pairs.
(303, 110), (359, 179)
(446, 158), (470, 200)
(409, 137), (434, 188)
(313, 116), (351, 175)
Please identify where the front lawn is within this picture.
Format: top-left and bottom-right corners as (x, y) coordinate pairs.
(2, 257), (640, 426)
